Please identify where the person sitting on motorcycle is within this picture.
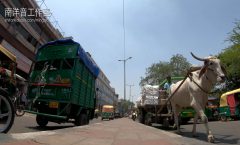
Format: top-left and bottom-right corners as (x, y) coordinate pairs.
(132, 111), (137, 120)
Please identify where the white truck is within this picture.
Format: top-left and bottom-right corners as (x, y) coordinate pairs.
(137, 84), (174, 128)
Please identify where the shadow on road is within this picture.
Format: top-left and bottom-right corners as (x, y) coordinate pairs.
(174, 131), (240, 144)
(178, 131), (210, 143)
(213, 134), (240, 144)
(151, 122), (240, 145)
(26, 125), (74, 131)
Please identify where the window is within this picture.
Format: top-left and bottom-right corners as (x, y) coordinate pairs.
(0, 2), (5, 17)
(17, 23), (30, 39)
(49, 59), (61, 71)
(34, 59), (75, 71)
(27, 19), (42, 35)
(35, 42), (42, 49)
(34, 61), (49, 71)
(12, 0), (23, 8)
(62, 59), (74, 69)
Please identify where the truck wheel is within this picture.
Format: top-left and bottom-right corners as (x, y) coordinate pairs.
(145, 117), (152, 126)
(75, 114), (88, 126)
(139, 109), (145, 124)
(36, 115), (48, 127)
(86, 115), (90, 125)
(180, 117), (190, 125)
(220, 115), (227, 121)
(163, 118), (170, 128)
(0, 94), (15, 133)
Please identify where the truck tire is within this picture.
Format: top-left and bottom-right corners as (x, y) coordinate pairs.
(139, 108), (145, 124)
(163, 118), (170, 128)
(36, 115), (48, 127)
(180, 117), (190, 125)
(75, 114), (88, 126)
(0, 94), (15, 133)
(86, 115), (90, 125)
(220, 115), (227, 121)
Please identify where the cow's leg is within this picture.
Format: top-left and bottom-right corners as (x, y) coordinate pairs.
(172, 104), (181, 133)
(192, 103), (214, 143)
(192, 113), (198, 137)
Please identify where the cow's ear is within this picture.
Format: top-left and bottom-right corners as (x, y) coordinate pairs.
(221, 65), (227, 76)
(199, 61), (208, 78)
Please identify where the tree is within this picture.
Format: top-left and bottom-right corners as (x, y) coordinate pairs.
(228, 21), (240, 44)
(140, 61), (172, 86)
(218, 21), (240, 91)
(170, 54), (191, 76)
(140, 54), (190, 86)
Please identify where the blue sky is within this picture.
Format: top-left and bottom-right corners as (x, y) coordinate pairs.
(44, 0), (240, 102)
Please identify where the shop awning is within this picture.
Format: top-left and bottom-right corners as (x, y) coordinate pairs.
(0, 44), (16, 62)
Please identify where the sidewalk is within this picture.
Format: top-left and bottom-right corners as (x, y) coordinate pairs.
(1, 118), (211, 145)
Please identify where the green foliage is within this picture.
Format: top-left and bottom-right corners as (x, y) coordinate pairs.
(140, 61), (171, 86)
(140, 54), (190, 86)
(170, 54), (191, 76)
(228, 21), (240, 44)
(219, 45), (240, 77)
(218, 21), (240, 91)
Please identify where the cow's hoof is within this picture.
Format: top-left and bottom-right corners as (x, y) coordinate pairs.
(208, 135), (215, 143)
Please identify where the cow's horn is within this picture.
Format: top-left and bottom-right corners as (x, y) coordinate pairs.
(190, 52), (208, 61)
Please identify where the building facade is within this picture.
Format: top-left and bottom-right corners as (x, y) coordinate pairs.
(0, 0), (62, 78)
(96, 70), (118, 111)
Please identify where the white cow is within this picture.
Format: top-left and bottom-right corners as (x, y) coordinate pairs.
(170, 52), (226, 143)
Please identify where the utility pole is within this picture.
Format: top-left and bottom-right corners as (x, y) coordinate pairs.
(118, 57), (132, 101)
(126, 84), (134, 109)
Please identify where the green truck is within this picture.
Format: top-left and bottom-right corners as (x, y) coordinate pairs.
(26, 39), (100, 127)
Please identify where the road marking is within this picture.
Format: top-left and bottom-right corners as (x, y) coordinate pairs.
(11, 131), (56, 140)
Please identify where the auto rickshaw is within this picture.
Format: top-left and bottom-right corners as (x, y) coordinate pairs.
(205, 97), (219, 121)
(101, 105), (114, 120)
(219, 88), (240, 121)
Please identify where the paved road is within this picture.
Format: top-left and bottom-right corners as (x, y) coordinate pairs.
(167, 120), (240, 145)
(9, 115), (240, 145)
(9, 113), (102, 133)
